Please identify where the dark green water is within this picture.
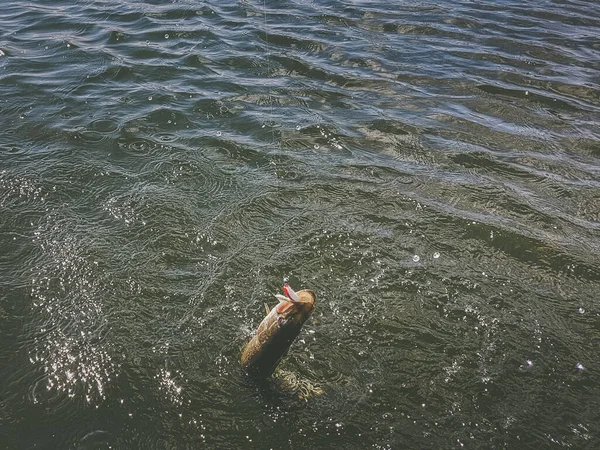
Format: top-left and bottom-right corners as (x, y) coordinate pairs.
(1, 0), (599, 448)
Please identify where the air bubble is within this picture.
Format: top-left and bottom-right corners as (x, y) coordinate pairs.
(296, 125), (301, 130)
(216, 131), (222, 137)
(314, 144), (320, 149)
(413, 255), (420, 262)
(433, 252), (440, 259)
(576, 363), (585, 370)
(578, 307), (585, 314)
(148, 96), (153, 101)
(165, 34), (170, 39)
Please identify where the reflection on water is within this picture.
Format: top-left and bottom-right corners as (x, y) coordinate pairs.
(1, 0), (599, 448)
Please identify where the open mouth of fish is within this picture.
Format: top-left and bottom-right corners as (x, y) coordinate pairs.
(275, 283), (302, 303)
(272, 283), (314, 321)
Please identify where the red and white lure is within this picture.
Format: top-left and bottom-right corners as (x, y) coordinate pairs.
(275, 283), (301, 303)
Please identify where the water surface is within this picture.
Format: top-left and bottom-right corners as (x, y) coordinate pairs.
(1, 0), (599, 448)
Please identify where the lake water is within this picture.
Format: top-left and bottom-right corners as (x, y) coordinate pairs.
(1, 0), (599, 448)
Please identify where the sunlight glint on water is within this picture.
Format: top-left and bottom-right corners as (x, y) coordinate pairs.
(0, 0), (598, 448)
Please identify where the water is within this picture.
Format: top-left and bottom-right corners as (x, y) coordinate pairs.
(1, 0), (599, 448)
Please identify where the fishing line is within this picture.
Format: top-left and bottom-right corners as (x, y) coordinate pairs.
(263, 0), (275, 145)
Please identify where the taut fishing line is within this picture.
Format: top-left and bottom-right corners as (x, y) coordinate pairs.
(263, 0), (275, 145)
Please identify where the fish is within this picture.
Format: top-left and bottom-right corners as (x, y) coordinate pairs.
(241, 283), (315, 378)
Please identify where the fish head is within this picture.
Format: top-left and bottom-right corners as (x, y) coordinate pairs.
(275, 284), (315, 328)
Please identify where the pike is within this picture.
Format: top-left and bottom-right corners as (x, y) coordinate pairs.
(241, 284), (315, 378)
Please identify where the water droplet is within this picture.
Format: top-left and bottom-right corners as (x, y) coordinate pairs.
(296, 125), (301, 130)
(216, 131), (222, 137)
(413, 255), (420, 262)
(433, 252), (440, 259)
(167, 120), (172, 124)
(314, 144), (320, 149)
(148, 96), (153, 101)
(578, 307), (585, 314)
(576, 363), (585, 370)
(165, 34), (170, 39)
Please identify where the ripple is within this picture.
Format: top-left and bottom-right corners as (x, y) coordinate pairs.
(1, 0), (600, 448)
(87, 65), (138, 83)
(90, 118), (119, 133)
(154, 132), (177, 143)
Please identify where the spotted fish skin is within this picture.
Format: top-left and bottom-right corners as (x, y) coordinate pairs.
(241, 288), (315, 378)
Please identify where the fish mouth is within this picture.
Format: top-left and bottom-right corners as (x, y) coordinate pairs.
(274, 283), (315, 306)
(274, 284), (315, 326)
(273, 284), (315, 323)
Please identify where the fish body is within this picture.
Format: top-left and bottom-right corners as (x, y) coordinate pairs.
(241, 285), (315, 378)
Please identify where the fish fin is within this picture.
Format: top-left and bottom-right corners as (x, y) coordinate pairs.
(264, 303), (270, 315)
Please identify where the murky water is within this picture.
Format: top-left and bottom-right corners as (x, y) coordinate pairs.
(1, 0), (599, 448)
